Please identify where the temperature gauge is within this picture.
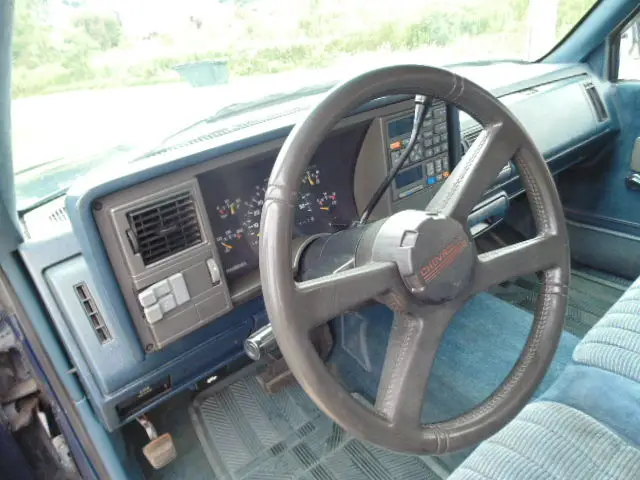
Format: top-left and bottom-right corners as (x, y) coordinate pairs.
(243, 184), (266, 249)
(317, 191), (338, 213)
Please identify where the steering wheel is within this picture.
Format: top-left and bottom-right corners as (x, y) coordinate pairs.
(259, 65), (569, 454)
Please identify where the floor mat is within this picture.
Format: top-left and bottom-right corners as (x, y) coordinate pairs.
(491, 265), (631, 338)
(189, 376), (443, 480)
(187, 293), (579, 478)
(330, 294), (579, 472)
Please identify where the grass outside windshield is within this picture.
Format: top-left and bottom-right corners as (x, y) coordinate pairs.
(14, 0), (597, 98)
(12, 0), (596, 208)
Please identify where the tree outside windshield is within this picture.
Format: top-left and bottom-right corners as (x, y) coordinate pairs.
(13, 0), (596, 209)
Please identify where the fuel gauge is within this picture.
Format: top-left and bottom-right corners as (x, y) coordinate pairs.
(215, 227), (243, 254)
(302, 167), (320, 187)
(216, 198), (241, 219)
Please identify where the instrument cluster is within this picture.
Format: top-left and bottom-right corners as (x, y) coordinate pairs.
(197, 125), (366, 282)
(198, 157), (357, 282)
(212, 165), (344, 255)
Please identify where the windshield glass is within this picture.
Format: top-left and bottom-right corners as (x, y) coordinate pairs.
(12, 0), (597, 211)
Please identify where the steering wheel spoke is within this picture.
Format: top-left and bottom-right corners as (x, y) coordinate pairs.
(471, 234), (564, 294)
(375, 306), (453, 429)
(427, 122), (520, 224)
(294, 261), (398, 331)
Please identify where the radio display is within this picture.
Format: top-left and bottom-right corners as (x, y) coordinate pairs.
(388, 116), (414, 139)
(394, 165), (423, 189)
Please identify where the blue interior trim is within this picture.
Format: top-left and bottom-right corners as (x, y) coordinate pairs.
(0, 257), (115, 478)
(65, 67), (616, 363)
(541, 363), (640, 447)
(565, 208), (640, 237)
(0, 0), (21, 259)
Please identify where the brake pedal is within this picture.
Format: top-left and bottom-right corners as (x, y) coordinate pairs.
(137, 416), (176, 470)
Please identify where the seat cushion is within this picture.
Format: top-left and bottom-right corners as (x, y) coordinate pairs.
(450, 276), (640, 479)
(450, 401), (640, 480)
(573, 279), (640, 382)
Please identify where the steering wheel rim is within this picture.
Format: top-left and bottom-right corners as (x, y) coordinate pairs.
(259, 65), (569, 454)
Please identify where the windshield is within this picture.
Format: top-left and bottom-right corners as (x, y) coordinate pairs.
(12, 0), (597, 211)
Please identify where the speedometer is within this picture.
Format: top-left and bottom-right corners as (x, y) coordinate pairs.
(242, 183), (265, 249)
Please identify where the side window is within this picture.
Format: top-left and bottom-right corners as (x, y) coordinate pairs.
(619, 14), (640, 80)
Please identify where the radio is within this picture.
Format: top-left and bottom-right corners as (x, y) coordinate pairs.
(385, 101), (450, 201)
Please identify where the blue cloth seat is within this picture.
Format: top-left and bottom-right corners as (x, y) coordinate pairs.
(450, 277), (640, 479)
(573, 279), (640, 382)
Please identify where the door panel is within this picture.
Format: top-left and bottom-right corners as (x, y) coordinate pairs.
(559, 14), (640, 279)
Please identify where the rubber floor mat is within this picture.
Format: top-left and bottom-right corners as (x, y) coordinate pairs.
(190, 375), (442, 480)
(490, 266), (630, 338)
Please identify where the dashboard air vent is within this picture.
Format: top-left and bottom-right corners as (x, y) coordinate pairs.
(583, 82), (608, 122)
(461, 127), (483, 154)
(126, 191), (203, 266)
(74, 282), (111, 344)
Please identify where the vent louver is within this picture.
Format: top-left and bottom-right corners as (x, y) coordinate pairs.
(461, 127), (483, 154)
(74, 282), (111, 344)
(583, 82), (608, 122)
(126, 191), (202, 266)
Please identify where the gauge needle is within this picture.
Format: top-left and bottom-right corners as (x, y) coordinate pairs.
(222, 243), (233, 250)
(307, 172), (315, 185)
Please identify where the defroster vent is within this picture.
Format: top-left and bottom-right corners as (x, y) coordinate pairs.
(74, 282), (111, 344)
(127, 191), (203, 266)
(583, 82), (608, 122)
(461, 127), (483, 155)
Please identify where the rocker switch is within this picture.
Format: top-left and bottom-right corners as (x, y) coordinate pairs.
(144, 304), (163, 324)
(138, 288), (156, 308)
(168, 273), (190, 306)
(206, 259), (221, 285)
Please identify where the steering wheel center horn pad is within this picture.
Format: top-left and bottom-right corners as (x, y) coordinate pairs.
(371, 210), (474, 304)
(259, 64), (569, 454)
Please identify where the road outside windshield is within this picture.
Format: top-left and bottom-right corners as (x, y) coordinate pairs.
(13, 0), (596, 210)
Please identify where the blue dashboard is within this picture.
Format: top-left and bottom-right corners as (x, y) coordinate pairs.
(18, 62), (619, 432)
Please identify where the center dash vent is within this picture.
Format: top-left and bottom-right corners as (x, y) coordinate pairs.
(126, 191), (203, 266)
(74, 282), (111, 344)
(461, 127), (483, 155)
(583, 82), (608, 122)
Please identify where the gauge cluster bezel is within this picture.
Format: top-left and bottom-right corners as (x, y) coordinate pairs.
(197, 124), (368, 286)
